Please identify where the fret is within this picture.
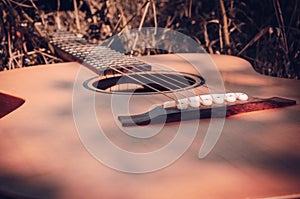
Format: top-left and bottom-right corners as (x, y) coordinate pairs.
(49, 30), (152, 74)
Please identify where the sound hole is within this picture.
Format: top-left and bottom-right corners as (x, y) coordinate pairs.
(85, 72), (205, 94)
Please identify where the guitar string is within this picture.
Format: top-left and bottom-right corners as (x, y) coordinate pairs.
(121, 54), (238, 96)
(53, 40), (197, 100)
(82, 41), (212, 98)
(145, 60), (233, 94)
(115, 57), (210, 94)
(89, 54), (208, 100)
(101, 55), (214, 99)
(88, 57), (194, 100)
(99, 65), (179, 100)
(55, 39), (237, 105)
(99, 55), (237, 102)
(52, 41), (177, 101)
(54, 38), (227, 100)
(55, 39), (220, 102)
(51, 33), (233, 103)
(115, 58), (199, 89)
(51, 32), (203, 98)
(51, 32), (203, 96)
(52, 33), (248, 113)
(56, 32), (201, 90)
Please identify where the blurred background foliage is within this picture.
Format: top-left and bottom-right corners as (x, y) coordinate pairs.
(0, 0), (299, 78)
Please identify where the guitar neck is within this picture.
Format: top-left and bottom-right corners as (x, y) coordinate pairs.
(49, 30), (151, 75)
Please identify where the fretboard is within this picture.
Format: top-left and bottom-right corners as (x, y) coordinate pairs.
(49, 30), (151, 75)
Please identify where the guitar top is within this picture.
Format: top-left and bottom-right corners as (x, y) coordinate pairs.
(0, 31), (299, 198)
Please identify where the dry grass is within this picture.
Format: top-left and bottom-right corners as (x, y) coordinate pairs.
(0, 0), (299, 78)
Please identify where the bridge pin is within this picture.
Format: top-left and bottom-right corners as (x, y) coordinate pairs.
(236, 93), (248, 101)
(225, 93), (237, 102)
(177, 98), (189, 110)
(200, 95), (213, 106)
(212, 94), (225, 104)
(189, 96), (201, 108)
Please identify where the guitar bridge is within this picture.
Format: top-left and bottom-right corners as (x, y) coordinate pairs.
(118, 96), (296, 126)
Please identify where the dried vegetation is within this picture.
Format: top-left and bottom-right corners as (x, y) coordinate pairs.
(0, 0), (299, 78)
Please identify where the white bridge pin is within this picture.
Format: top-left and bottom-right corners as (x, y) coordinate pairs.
(200, 95), (213, 106)
(189, 96), (201, 108)
(236, 93), (249, 101)
(163, 92), (249, 110)
(225, 93), (237, 102)
(177, 98), (189, 110)
(212, 94), (225, 104)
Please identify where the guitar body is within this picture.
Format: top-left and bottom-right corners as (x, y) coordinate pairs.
(0, 54), (299, 198)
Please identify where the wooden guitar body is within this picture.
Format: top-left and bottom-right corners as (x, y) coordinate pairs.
(0, 54), (299, 198)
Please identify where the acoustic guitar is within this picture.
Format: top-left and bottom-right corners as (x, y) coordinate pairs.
(0, 30), (299, 198)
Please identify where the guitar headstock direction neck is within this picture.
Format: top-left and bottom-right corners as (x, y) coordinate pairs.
(49, 30), (151, 75)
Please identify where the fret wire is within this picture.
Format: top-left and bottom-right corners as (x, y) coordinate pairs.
(54, 36), (199, 100)
(83, 45), (205, 97)
(84, 53), (192, 101)
(86, 51), (206, 98)
(93, 52), (207, 97)
(81, 49), (190, 99)
(50, 31), (211, 101)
